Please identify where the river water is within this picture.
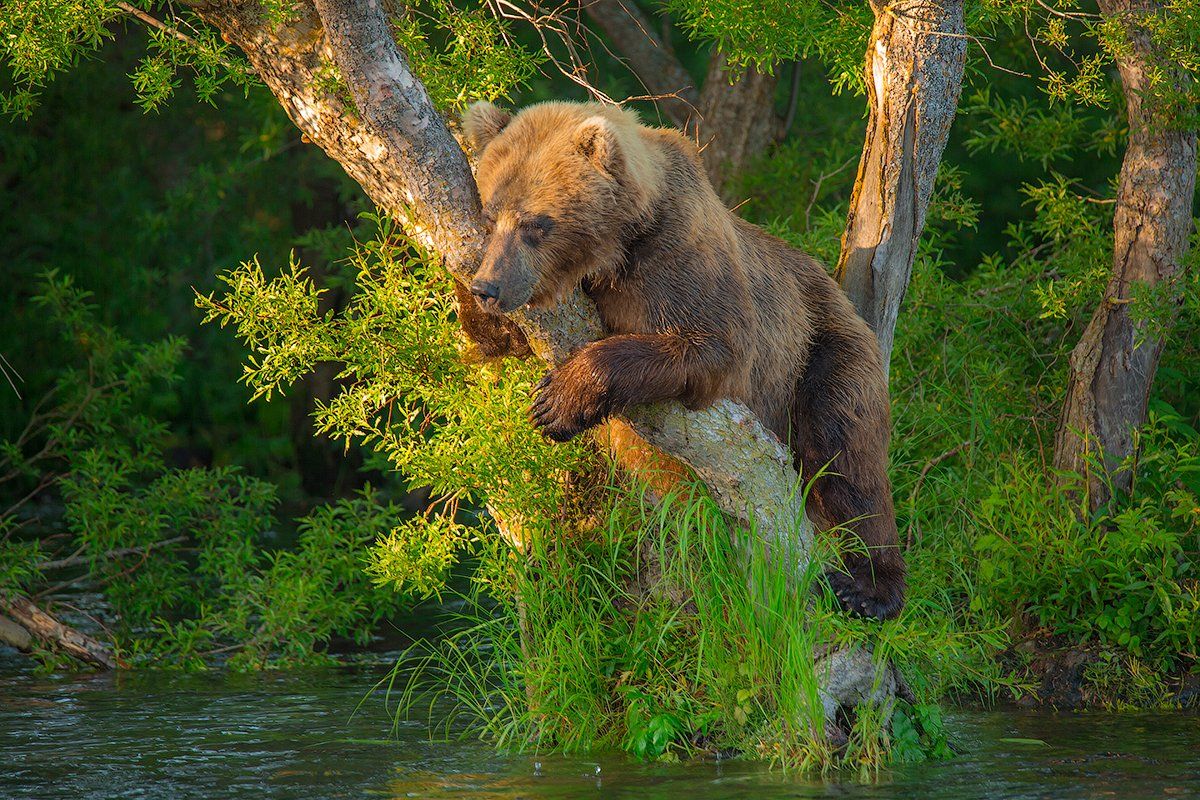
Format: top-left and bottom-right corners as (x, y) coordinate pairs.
(2, 656), (1198, 800)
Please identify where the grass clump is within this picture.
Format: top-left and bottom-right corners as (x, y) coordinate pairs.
(392, 481), (1009, 773)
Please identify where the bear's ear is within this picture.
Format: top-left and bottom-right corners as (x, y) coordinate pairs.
(574, 116), (622, 178)
(462, 101), (512, 150)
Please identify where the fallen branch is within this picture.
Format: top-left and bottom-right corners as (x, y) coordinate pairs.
(0, 595), (119, 669)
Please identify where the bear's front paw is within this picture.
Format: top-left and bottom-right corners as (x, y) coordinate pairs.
(823, 558), (906, 621)
(529, 368), (609, 442)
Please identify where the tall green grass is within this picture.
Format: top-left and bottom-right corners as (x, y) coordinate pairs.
(390, 478), (1009, 772)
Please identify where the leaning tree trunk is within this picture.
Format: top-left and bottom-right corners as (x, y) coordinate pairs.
(835, 0), (966, 374)
(1054, 0), (1198, 510)
(185, 0), (898, 735)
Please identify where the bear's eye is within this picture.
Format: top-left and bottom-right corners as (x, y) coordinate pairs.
(481, 209), (497, 232)
(519, 215), (555, 247)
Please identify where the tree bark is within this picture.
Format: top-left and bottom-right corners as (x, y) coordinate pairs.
(582, 2), (782, 197)
(582, 0), (698, 129)
(696, 51), (783, 198)
(1053, 0), (1198, 509)
(835, 0), (966, 374)
(188, 0), (896, 732)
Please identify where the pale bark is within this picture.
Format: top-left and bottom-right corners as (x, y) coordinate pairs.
(630, 400), (810, 560)
(835, 0), (966, 373)
(187, 0), (893, 730)
(0, 596), (118, 669)
(190, 0), (594, 363)
(1054, 0), (1198, 509)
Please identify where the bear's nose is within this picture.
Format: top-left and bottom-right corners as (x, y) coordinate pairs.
(471, 279), (501, 305)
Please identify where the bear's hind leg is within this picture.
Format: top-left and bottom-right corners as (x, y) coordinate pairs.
(794, 330), (906, 620)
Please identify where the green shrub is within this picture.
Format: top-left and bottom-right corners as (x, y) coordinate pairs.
(0, 273), (418, 669)
(973, 418), (1200, 669)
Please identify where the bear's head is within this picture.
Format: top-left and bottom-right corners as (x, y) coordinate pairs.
(461, 101), (661, 314)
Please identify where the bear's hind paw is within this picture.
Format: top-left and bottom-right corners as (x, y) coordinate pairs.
(822, 566), (906, 621)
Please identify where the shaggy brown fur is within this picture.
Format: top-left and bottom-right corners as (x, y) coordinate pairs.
(459, 100), (905, 620)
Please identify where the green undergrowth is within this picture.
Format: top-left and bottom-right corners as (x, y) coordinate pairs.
(729, 79), (1200, 706)
(0, 273), (417, 670)
(895, 287), (1199, 706)
(881, 226), (1200, 706)
(195, 215), (1003, 768)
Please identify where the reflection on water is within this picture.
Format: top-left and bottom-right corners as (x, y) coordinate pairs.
(1, 657), (1197, 800)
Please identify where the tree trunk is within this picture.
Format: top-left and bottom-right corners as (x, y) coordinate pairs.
(582, 2), (781, 197)
(1053, 0), (1198, 510)
(187, 0), (897, 733)
(582, 0), (698, 129)
(697, 51), (782, 199)
(835, 0), (966, 374)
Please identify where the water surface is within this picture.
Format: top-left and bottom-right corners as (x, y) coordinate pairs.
(1, 659), (1197, 799)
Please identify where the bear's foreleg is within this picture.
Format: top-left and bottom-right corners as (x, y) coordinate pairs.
(530, 332), (731, 442)
(795, 332), (906, 620)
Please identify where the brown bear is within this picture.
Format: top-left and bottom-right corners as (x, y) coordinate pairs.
(457, 100), (905, 620)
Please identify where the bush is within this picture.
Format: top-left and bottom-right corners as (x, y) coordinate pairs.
(0, 273), (417, 669)
(973, 419), (1200, 669)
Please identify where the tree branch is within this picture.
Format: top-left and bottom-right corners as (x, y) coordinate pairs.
(36, 536), (188, 572)
(117, 1), (237, 69)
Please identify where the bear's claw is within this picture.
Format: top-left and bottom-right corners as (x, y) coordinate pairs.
(529, 368), (607, 442)
(823, 565), (905, 621)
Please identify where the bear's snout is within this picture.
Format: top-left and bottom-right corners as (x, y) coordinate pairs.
(474, 231), (538, 314)
(470, 278), (503, 313)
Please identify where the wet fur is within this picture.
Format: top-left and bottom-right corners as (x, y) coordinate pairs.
(460, 101), (906, 620)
